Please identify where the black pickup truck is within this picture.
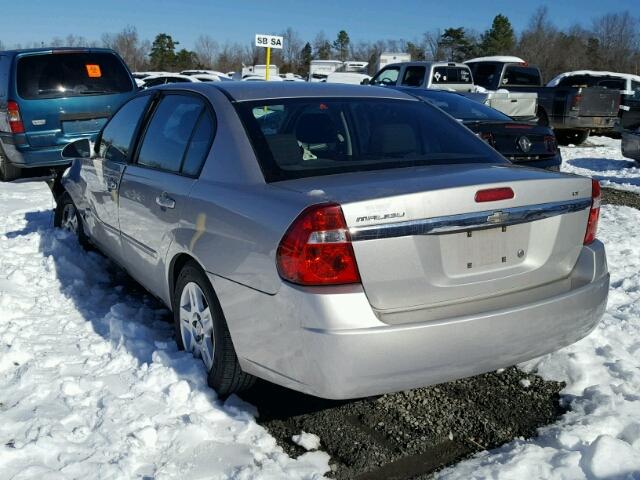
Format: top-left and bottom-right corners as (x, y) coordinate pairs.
(465, 58), (620, 144)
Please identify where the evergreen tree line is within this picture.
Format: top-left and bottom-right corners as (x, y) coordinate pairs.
(2, 7), (639, 81)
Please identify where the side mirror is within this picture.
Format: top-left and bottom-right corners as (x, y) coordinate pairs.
(361, 78), (370, 85)
(62, 138), (92, 159)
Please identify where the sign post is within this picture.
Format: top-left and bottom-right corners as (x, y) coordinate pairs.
(255, 34), (284, 81)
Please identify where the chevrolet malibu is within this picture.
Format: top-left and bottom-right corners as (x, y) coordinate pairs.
(54, 83), (609, 399)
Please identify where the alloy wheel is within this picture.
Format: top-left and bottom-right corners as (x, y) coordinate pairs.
(179, 281), (215, 371)
(61, 203), (79, 234)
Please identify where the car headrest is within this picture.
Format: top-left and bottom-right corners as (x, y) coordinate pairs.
(265, 134), (302, 166)
(295, 113), (338, 144)
(370, 123), (418, 155)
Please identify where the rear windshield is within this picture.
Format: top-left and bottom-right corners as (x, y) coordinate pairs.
(411, 91), (511, 122)
(466, 62), (499, 89)
(502, 66), (541, 87)
(236, 98), (506, 182)
(432, 67), (472, 85)
(17, 52), (133, 100)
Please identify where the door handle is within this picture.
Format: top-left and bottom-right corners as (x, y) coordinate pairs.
(106, 178), (118, 191)
(155, 192), (176, 209)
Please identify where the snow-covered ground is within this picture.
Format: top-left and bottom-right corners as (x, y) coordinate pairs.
(0, 181), (329, 479)
(1, 135), (639, 479)
(561, 135), (640, 194)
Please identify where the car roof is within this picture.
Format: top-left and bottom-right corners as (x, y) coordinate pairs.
(1, 47), (119, 57)
(383, 61), (470, 69)
(192, 81), (419, 102)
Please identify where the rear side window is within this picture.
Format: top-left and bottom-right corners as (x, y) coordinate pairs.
(370, 66), (400, 86)
(502, 66), (540, 87)
(99, 95), (151, 163)
(17, 52), (133, 100)
(181, 110), (215, 176)
(401, 66), (425, 87)
(236, 98), (506, 182)
(137, 94), (204, 173)
(432, 67), (472, 85)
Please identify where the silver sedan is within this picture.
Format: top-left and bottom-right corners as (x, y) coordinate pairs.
(55, 82), (609, 399)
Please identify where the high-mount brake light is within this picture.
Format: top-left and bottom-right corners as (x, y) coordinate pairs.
(7, 101), (24, 134)
(276, 203), (360, 285)
(584, 179), (601, 245)
(475, 187), (515, 203)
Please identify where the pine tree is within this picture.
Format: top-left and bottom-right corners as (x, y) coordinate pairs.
(333, 30), (350, 61)
(440, 28), (476, 62)
(480, 14), (515, 56)
(149, 33), (178, 70)
(301, 42), (313, 74)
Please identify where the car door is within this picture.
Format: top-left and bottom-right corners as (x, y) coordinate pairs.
(118, 92), (214, 297)
(80, 94), (152, 263)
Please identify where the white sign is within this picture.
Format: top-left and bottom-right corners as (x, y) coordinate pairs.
(255, 34), (284, 49)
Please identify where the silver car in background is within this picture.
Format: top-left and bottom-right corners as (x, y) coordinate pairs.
(55, 83), (608, 399)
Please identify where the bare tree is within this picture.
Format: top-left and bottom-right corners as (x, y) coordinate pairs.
(102, 26), (148, 71)
(281, 27), (303, 72)
(194, 35), (218, 68)
(591, 12), (638, 72)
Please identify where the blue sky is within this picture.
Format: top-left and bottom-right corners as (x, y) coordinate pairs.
(4, 0), (638, 49)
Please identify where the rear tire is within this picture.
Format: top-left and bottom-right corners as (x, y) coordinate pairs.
(0, 151), (21, 182)
(556, 129), (590, 146)
(173, 261), (256, 397)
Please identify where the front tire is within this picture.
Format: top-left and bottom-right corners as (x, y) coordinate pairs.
(54, 192), (89, 247)
(174, 261), (256, 396)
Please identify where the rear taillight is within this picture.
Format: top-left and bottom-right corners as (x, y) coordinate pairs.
(584, 179), (601, 245)
(277, 203), (360, 285)
(571, 93), (583, 111)
(475, 187), (515, 203)
(479, 132), (496, 147)
(544, 135), (558, 153)
(7, 101), (24, 134)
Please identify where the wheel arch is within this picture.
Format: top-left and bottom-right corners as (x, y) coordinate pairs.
(168, 252), (209, 310)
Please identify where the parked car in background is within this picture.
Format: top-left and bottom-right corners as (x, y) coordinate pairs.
(0, 47), (136, 181)
(308, 59), (344, 82)
(370, 61), (475, 92)
(141, 74), (202, 88)
(326, 62), (371, 85)
(622, 127), (640, 163)
(181, 69), (232, 80)
(547, 70), (640, 132)
(55, 82), (608, 400)
(191, 74), (224, 83)
(465, 57), (620, 145)
(398, 88), (561, 170)
(369, 60), (537, 120)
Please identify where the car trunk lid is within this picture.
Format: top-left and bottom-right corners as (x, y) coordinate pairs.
(276, 164), (592, 315)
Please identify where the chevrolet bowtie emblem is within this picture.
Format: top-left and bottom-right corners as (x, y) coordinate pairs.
(487, 211), (509, 224)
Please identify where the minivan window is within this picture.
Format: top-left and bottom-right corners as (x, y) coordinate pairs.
(17, 52), (133, 100)
(401, 66), (426, 87)
(502, 66), (540, 86)
(99, 95), (151, 163)
(237, 98), (506, 182)
(137, 95), (204, 173)
(370, 66), (400, 86)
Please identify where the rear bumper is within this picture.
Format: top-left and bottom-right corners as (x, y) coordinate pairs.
(212, 241), (608, 400)
(509, 153), (562, 171)
(0, 134), (91, 168)
(553, 115), (618, 131)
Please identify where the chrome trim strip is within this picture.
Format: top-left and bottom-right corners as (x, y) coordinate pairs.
(349, 198), (592, 241)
